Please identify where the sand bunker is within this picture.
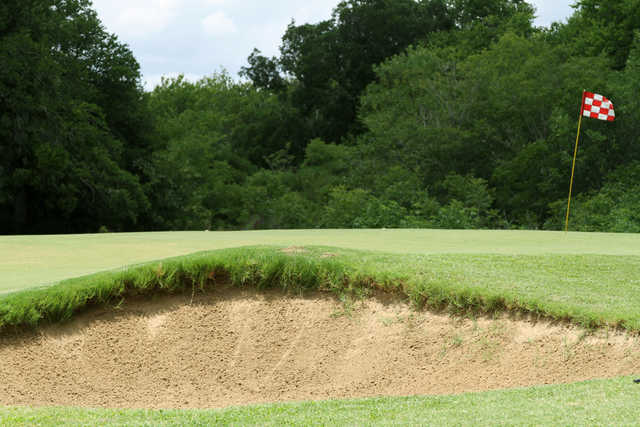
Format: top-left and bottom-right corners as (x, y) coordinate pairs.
(1, 287), (639, 409)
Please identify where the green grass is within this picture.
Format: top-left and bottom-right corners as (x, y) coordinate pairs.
(2, 229), (640, 293)
(2, 376), (640, 426)
(2, 245), (640, 332)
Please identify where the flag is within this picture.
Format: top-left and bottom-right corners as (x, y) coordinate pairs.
(582, 91), (615, 122)
(566, 90), (615, 232)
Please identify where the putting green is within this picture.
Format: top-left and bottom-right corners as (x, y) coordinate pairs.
(1, 229), (639, 293)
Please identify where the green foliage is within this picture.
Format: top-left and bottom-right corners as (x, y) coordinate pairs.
(434, 0), (536, 54)
(320, 186), (408, 228)
(245, 0), (457, 143)
(546, 161), (640, 232)
(146, 75), (258, 229)
(492, 134), (568, 228)
(554, 0), (640, 70)
(297, 139), (353, 202)
(240, 48), (286, 91)
(270, 192), (318, 229)
(364, 166), (426, 209)
(432, 200), (481, 229)
(359, 46), (466, 184)
(241, 169), (296, 229)
(440, 173), (493, 212)
(0, 0), (151, 234)
(358, 28), (626, 229)
(4, 0), (640, 233)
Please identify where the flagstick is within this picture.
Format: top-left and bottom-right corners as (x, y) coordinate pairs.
(565, 90), (586, 233)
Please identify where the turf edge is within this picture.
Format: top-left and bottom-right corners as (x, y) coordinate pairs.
(0, 245), (635, 333)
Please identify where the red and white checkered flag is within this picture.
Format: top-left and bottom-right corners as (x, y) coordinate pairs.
(582, 91), (615, 122)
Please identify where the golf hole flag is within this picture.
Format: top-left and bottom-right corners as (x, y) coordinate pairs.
(566, 90), (616, 232)
(582, 91), (615, 122)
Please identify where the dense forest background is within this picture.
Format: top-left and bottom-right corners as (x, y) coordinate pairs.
(2, 0), (640, 234)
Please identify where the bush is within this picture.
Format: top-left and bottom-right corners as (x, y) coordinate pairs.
(321, 186), (407, 228)
(544, 162), (640, 232)
(270, 192), (319, 229)
(432, 200), (481, 229)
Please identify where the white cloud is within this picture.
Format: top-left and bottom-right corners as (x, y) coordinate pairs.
(530, 0), (574, 26)
(88, 0), (575, 93)
(202, 11), (238, 37)
(93, 0), (180, 39)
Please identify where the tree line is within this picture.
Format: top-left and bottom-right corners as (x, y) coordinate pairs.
(2, 0), (640, 234)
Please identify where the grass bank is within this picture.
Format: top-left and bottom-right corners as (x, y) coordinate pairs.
(2, 376), (639, 426)
(3, 229), (639, 293)
(1, 245), (639, 333)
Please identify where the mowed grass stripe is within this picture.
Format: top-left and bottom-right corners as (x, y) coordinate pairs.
(2, 376), (639, 426)
(2, 229), (640, 293)
(1, 246), (639, 332)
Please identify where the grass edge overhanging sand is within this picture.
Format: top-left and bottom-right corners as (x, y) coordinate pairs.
(1, 245), (639, 333)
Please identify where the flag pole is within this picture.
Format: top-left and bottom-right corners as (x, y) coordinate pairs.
(565, 90), (586, 233)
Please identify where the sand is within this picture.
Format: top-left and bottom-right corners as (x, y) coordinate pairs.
(1, 286), (639, 409)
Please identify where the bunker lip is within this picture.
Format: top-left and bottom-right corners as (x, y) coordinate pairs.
(1, 287), (638, 410)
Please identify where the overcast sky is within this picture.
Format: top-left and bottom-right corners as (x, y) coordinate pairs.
(91, 0), (576, 91)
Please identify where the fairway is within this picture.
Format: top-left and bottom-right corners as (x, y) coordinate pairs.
(2, 229), (640, 293)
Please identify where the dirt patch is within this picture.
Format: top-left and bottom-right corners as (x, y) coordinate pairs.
(320, 252), (337, 258)
(1, 288), (639, 409)
(279, 246), (307, 254)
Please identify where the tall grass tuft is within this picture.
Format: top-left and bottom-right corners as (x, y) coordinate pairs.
(1, 245), (640, 333)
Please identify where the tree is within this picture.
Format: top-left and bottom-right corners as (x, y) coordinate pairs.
(240, 49), (286, 92)
(0, 0), (150, 233)
(551, 0), (640, 70)
(243, 0), (455, 145)
(358, 30), (617, 227)
(146, 75), (267, 230)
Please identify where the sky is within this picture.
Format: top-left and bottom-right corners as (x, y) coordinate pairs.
(91, 0), (576, 91)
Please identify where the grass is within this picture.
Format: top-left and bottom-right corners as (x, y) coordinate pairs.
(2, 376), (640, 426)
(1, 244), (640, 332)
(2, 229), (640, 293)
(2, 230), (640, 424)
